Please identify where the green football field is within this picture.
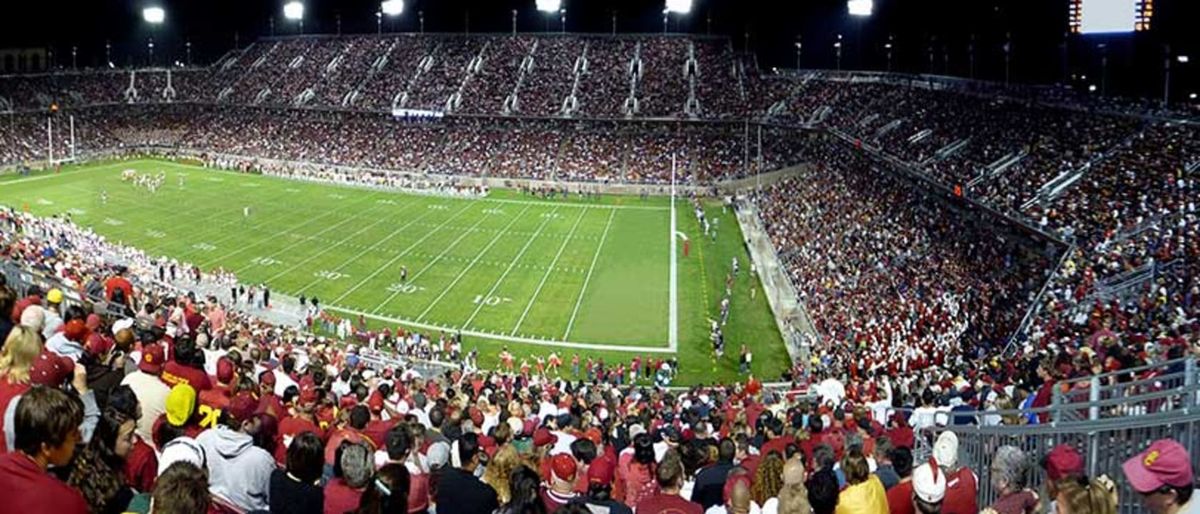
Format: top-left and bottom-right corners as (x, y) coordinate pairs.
(0, 158), (789, 384)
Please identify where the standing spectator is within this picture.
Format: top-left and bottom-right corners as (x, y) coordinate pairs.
(0, 325), (39, 453)
(873, 438), (899, 491)
(436, 433), (499, 514)
(577, 455), (633, 514)
(911, 462), (947, 514)
(497, 465), (546, 514)
(124, 461), (212, 514)
(120, 343), (170, 446)
(764, 456), (809, 514)
(639, 449), (703, 514)
(1042, 445), (1085, 514)
(271, 431), (325, 514)
(982, 446), (1037, 514)
(836, 448), (888, 514)
(694, 439), (739, 509)
(708, 475), (756, 514)
(0, 285), (15, 346)
(1123, 439), (1196, 514)
(753, 452), (786, 509)
(932, 432), (976, 514)
(0, 386), (88, 513)
(196, 393), (275, 512)
(541, 453), (581, 511)
(66, 408), (137, 514)
(355, 462), (410, 514)
(884, 448), (915, 514)
(326, 441), (374, 514)
(619, 432), (660, 509)
(41, 288), (64, 339)
(808, 469), (841, 514)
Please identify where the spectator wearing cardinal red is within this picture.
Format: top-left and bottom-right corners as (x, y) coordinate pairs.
(326, 441), (374, 514)
(0, 386), (88, 514)
(326, 405), (375, 472)
(200, 357), (236, 413)
(107, 385), (159, 495)
(46, 317), (90, 362)
(80, 322), (127, 409)
(104, 267), (135, 311)
(121, 343), (170, 447)
(541, 453), (582, 512)
(638, 448), (702, 514)
(885, 447), (915, 514)
(579, 455), (634, 514)
(160, 338), (212, 391)
(5, 348), (101, 449)
(1040, 444), (1085, 514)
(932, 432), (977, 514)
(277, 384), (324, 465)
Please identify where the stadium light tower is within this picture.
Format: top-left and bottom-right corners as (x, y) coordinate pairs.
(834, 34), (843, 71)
(143, 6), (166, 24)
(380, 0), (403, 33)
(664, 0), (691, 33)
(283, 1), (305, 33)
(847, 0), (873, 17)
(536, 0), (562, 32)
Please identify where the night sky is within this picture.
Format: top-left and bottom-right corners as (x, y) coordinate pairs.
(2, 0), (1196, 101)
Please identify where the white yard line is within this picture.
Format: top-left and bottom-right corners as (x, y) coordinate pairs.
(460, 207), (560, 329)
(668, 187), (679, 351)
(371, 205), (508, 315)
(480, 197), (668, 211)
(414, 205), (533, 322)
(291, 203), (440, 295)
(511, 207), (588, 336)
(562, 208), (616, 340)
(199, 192), (386, 268)
(261, 200), (418, 283)
(327, 305), (674, 353)
(0, 161), (143, 187)
(336, 201), (477, 305)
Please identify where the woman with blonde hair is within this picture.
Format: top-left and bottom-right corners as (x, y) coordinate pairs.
(0, 325), (42, 453)
(484, 445), (524, 504)
(753, 453), (786, 507)
(765, 456), (810, 514)
(1054, 477), (1116, 514)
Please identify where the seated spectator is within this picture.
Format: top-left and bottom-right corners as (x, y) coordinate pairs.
(355, 462), (411, 514)
(753, 453), (786, 509)
(808, 469), (840, 514)
(497, 465), (545, 514)
(836, 448), (888, 514)
(764, 456), (809, 514)
(0, 386), (88, 513)
(0, 325), (40, 453)
(271, 431), (325, 514)
(196, 393), (275, 512)
(541, 453), (581, 512)
(694, 439), (739, 509)
(577, 455), (633, 514)
(120, 343), (170, 447)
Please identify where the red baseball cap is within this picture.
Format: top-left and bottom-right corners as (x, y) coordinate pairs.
(216, 358), (236, 384)
(226, 393), (259, 424)
(1044, 444), (1085, 481)
(1124, 439), (1194, 492)
(30, 350), (74, 386)
(550, 453), (577, 481)
(584, 427), (603, 445)
(63, 319), (90, 343)
(139, 344), (165, 374)
(86, 335), (115, 357)
(533, 428), (558, 447)
(299, 384), (319, 406)
(588, 455), (615, 485)
(259, 370), (276, 387)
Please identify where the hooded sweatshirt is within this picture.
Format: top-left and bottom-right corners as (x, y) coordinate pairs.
(196, 426), (275, 512)
(46, 332), (86, 362)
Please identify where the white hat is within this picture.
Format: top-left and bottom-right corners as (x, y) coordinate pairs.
(426, 441), (451, 468)
(19, 306), (45, 333)
(628, 424), (646, 438)
(158, 437), (205, 476)
(912, 461), (947, 503)
(932, 431), (959, 469)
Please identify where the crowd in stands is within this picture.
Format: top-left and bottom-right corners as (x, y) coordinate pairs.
(635, 38), (691, 118)
(515, 38), (579, 117)
(574, 38), (638, 118)
(353, 37), (435, 112)
(457, 37), (533, 116)
(0, 197), (1192, 514)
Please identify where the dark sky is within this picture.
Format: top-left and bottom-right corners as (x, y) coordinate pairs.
(2, 0), (1196, 101)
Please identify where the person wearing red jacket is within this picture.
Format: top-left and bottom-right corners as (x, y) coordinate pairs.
(0, 386), (89, 514)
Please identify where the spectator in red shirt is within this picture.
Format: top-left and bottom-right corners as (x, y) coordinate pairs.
(325, 441), (374, 514)
(199, 357), (236, 414)
(885, 447), (915, 514)
(277, 385), (324, 465)
(0, 386), (89, 514)
(932, 432), (977, 514)
(160, 339), (212, 391)
(637, 448), (703, 514)
(104, 267), (135, 311)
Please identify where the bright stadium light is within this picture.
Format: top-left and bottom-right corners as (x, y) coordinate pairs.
(283, 1), (305, 21)
(381, 0), (404, 16)
(536, 0), (561, 13)
(665, 0), (693, 14)
(143, 6), (165, 24)
(1179, 55), (1190, 64)
(847, 0), (873, 16)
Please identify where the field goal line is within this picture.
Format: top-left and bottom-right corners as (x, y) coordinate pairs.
(327, 305), (675, 353)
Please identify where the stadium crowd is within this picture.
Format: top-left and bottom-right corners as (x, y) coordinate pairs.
(0, 196), (1190, 514)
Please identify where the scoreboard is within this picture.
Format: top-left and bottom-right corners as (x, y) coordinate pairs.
(1069, 0), (1153, 34)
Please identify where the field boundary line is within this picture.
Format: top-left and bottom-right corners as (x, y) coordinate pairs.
(511, 207), (588, 336)
(337, 201), (477, 305)
(460, 207), (560, 330)
(563, 208), (616, 340)
(327, 305), (674, 353)
(414, 204), (533, 321)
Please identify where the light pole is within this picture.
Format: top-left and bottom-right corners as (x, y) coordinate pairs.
(376, 11), (383, 34)
(419, 10), (424, 33)
(143, 6), (165, 67)
(105, 40), (111, 67)
(968, 34), (975, 78)
(71, 46), (77, 70)
(835, 34), (843, 71)
(560, 8), (566, 33)
(1098, 43), (1107, 97)
(664, 0), (692, 33)
(186, 41), (192, 66)
(795, 38), (802, 69)
(147, 38), (155, 66)
(512, 9), (518, 35)
(885, 35), (893, 72)
(1004, 32), (1012, 86)
(536, 0), (561, 32)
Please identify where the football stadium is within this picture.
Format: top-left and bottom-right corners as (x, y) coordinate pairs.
(0, 0), (1196, 513)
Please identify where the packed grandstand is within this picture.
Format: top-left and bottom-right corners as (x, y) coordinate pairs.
(0, 28), (1197, 514)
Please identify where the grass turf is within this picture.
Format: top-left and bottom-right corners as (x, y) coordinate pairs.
(0, 158), (789, 385)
